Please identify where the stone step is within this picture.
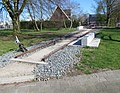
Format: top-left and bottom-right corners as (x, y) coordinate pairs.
(88, 38), (101, 47)
(69, 32), (101, 48)
(0, 75), (34, 85)
(81, 32), (95, 46)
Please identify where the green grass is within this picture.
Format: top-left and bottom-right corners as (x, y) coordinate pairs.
(76, 28), (120, 74)
(0, 28), (75, 56)
(0, 40), (18, 55)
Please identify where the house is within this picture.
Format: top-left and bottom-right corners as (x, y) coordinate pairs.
(50, 6), (71, 21)
(0, 21), (13, 29)
(88, 14), (97, 25)
(0, 22), (5, 28)
(88, 14), (107, 27)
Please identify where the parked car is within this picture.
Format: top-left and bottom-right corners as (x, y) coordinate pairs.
(89, 24), (97, 29)
(0, 25), (4, 28)
(116, 23), (120, 28)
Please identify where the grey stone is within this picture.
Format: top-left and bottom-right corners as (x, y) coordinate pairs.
(34, 46), (81, 80)
(0, 39), (61, 68)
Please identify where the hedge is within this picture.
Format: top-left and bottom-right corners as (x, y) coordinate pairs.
(20, 20), (79, 29)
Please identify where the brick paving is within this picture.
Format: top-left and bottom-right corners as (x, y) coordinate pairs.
(0, 70), (120, 93)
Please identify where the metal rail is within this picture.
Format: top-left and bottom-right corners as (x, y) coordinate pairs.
(41, 30), (92, 61)
(14, 29), (93, 59)
(15, 40), (58, 58)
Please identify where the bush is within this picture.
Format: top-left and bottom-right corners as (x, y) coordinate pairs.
(20, 21), (34, 29)
(20, 20), (79, 29)
(43, 21), (63, 29)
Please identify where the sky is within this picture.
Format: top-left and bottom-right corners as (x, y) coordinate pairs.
(0, 0), (96, 22)
(73, 0), (96, 14)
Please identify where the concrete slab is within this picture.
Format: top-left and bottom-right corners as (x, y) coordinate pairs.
(81, 33), (95, 46)
(0, 75), (34, 85)
(0, 62), (35, 85)
(0, 62), (35, 77)
(10, 58), (48, 64)
(77, 26), (84, 31)
(88, 38), (101, 47)
(69, 31), (101, 48)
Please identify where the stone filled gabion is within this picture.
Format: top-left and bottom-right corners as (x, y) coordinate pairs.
(34, 46), (81, 81)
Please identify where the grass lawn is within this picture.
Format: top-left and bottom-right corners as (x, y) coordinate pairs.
(76, 28), (120, 74)
(0, 28), (75, 56)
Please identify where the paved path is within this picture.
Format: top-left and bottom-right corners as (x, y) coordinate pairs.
(0, 62), (35, 84)
(0, 70), (120, 93)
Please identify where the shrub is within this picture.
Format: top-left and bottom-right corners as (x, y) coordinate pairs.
(20, 20), (79, 29)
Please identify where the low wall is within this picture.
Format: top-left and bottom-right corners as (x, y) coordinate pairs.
(81, 33), (95, 46)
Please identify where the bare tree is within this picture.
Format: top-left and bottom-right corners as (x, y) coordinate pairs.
(2, 0), (28, 35)
(94, 0), (120, 26)
(39, 0), (43, 31)
(27, 0), (39, 31)
(62, 0), (81, 28)
(29, 0), (68, 30)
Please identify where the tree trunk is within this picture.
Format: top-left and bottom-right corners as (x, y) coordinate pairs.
(106, 13), (110, 26)
(34, 20), (39, 31)
(2, 0), (28, 35)
(27, 5), (39, 31)
(40, 21), (42, 31)
(106, 0), (111, 26)
(12, 16), (20, 35)
(69, 20), (73, 29)
(63, 20), (67, 28)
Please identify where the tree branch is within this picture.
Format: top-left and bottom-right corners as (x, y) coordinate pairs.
(18, 0), (28, 15)
(2, 0), (14, 19)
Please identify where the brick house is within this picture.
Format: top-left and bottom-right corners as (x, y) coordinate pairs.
(50, 6), (71, 21)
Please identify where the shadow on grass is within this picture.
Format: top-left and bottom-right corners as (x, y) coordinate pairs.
(96, 32), (120, 42)
(102, 38), (120, 42)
